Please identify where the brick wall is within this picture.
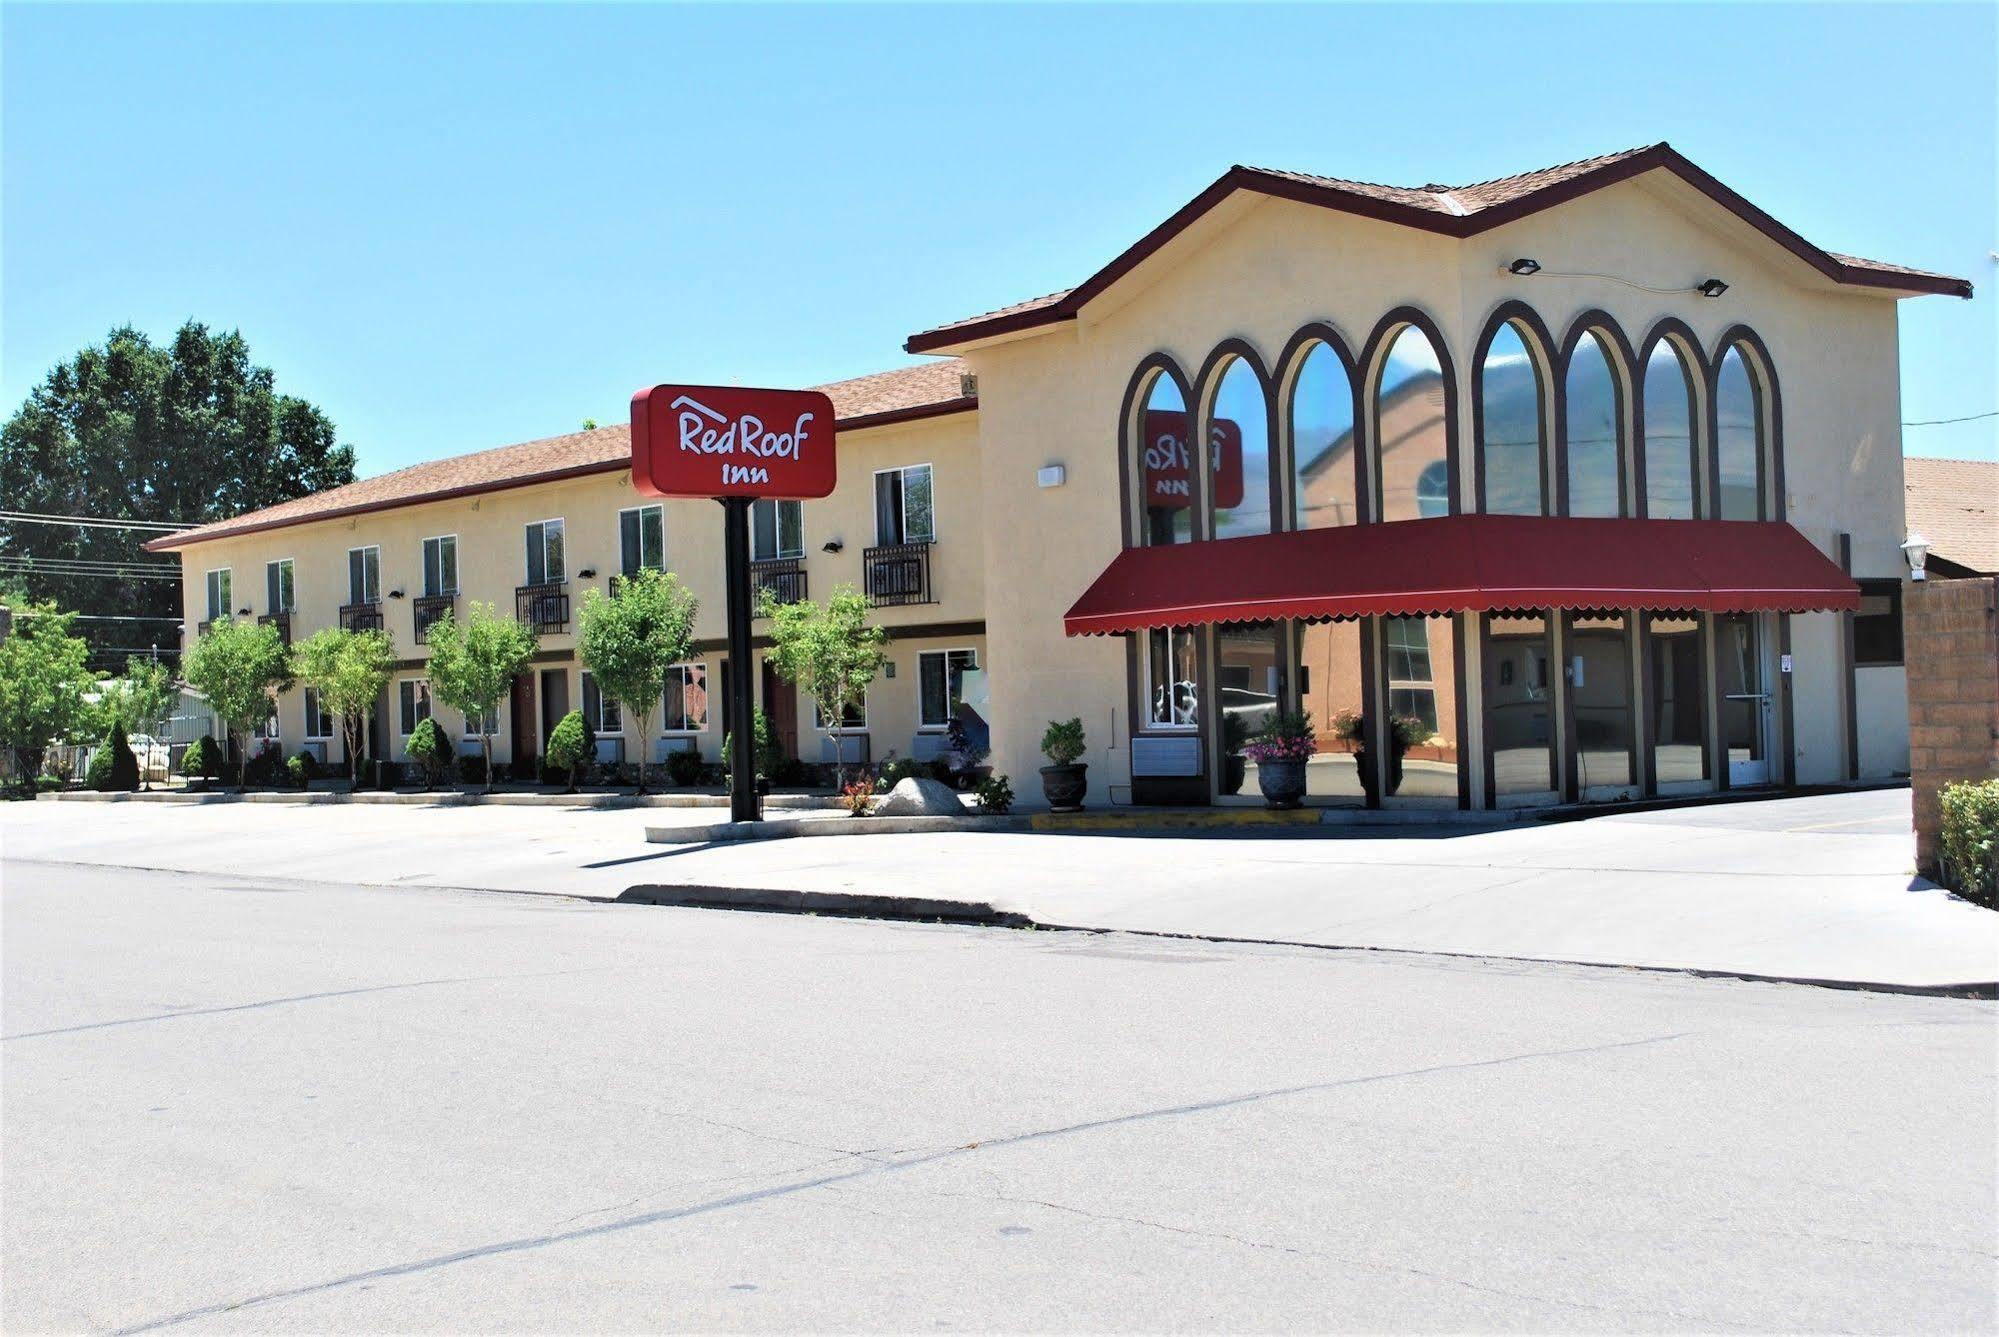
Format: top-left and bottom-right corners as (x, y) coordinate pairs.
(1906, 576), (1999, 874)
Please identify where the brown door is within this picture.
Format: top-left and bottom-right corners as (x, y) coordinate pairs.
(509, 672), (536, 769)
(761, 660), (797, 760)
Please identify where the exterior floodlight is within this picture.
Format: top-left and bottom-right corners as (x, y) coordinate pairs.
(578, 567), (597, 580)
(822, 539), (844, 554)
(1697, 278), (1729, 298)
(1901, 532), (1930, 581)
(1507, 258), (1542, 276)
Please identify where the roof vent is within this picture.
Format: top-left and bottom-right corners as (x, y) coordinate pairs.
(959, 373), (978, 399)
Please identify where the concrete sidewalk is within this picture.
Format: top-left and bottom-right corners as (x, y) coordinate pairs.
(4, 789), (1992, 992)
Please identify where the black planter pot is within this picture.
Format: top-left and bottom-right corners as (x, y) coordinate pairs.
(1039, 763), (1088, 812)
(1221, 754), (1248, 796)
(1256, 757), (1308, 810)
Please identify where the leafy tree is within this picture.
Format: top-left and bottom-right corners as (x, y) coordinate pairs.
(423, 603), (535, 793)
(577, 568), (698, 794)
(291, 626), (396, 792)
(0, 323), (356, 666)
(545, 709), (591, 794)
(110, 656), (177, 789)
(180, 617), (292, 790)
(404, 716), (452, 791)
(760, 585), (887, 789)
(0, 600), (96, 790)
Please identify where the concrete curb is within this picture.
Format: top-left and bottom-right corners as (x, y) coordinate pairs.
(40, 790), (845, 810)
(644, 807), (1522, 844)
(646, 813), (1029, 843)
(620, 882), (1032, 926)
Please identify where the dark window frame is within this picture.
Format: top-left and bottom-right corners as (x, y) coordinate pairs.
(1854, 579), (1904, 668)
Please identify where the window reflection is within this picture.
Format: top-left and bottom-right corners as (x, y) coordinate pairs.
(1295, 618), (1366, 804)
(1383, 614), (1458, 800)
(1217, 622), (1282, 796)
(1715, 346), (1763, 521)
(1479, 323), (1545, 515)
(1145, 626), (1200, 729)
(1565, 330), (1623, 517)
(1647, 613), (1707, 784)
(1137, 374), (1194, 546)
(1486, 612), (1554, 795)
(1210, 359), (1270, 541)
(1570, 612), (1635, 790)
(1289, 343), (1358, 530)
(1375, 327), (1451, 523)
(1642, 341), (1697, 519)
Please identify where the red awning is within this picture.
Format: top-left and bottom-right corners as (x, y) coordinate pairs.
(1062, 515), (1859, 636)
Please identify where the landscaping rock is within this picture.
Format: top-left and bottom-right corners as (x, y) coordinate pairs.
(874, 776), (965, 818)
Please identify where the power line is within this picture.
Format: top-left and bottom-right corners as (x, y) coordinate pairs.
(0, 510), (193, 531)
(1903, 410), (1998, 427)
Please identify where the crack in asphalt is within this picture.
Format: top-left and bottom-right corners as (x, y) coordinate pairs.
(110, 1029), (1691, 1334)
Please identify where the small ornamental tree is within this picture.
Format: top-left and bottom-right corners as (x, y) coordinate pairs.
(115, 656), (177, 790)
(423, 603), (535, 793)
(0, 600), (97, 791)
(545, 709), (591, 794)
(577, 568), (699, 794)
(181, 616), (292, 791)
(404, 716), (451, 791)
(759, 585), (887, 789)
(291, 626), (397, 792)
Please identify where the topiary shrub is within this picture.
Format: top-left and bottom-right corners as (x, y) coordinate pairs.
(85, 743), (116, 791)
(104, 722), (140, 792)
(1938, 778), (1999, 908)
(404, 716), (452, 791)
(180, 736), (222, 790)
(665, 747), (706, 788)
(545, 709), (591, 793)
(1040, 718), (1086, 767)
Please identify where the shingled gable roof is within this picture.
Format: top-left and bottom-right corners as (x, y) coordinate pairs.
(147, 360), (974, 552)
(905, 143), (1972, 353)
(1904, 456), (1998, 576)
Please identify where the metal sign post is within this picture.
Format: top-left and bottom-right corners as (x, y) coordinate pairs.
(719, 496), (760, 823)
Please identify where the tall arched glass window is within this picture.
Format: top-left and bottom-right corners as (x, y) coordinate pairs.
(1375, 326), (1451, 523)
(1134, 372), (1193, 546)
(1478, 322), (1545, 515)
(1642, 340), (1697, 519)
(1288, 343), (1357, 529)
(1564, 330), (1623, 517)
(1209, 357), (1272, 541)
(1715, 345), (1764, 521)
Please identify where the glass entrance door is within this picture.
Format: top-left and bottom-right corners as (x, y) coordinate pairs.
(1716, 613), (1771, 786)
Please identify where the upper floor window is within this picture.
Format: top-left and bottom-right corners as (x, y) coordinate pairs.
(874, 465), (934, 546)
(1207, 356), (1271, 541)
(1135, 371), (1194, 546)
(1373, 325), (1452, 523)
(1415, 461), (1451, 519)
(1565, 329), (1625, 517)
(1288, 342), (1358, 530)
(1714, 344), (1768, 521)
(204, 568), (232, 621)
(1477, 321), (1546, 516)
(346, 546), (380, 606)
(422, 536), (458, 597)
(1641, 339), (1699, 519)
(264, 559), (294, 614)
(525, 519), (565, 585)
(751, 499), (803, 561)
(619, 505), (664, 575)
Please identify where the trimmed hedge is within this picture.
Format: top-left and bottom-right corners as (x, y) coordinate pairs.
(180, 736), (222, 788)
(1938, 778), (1999, 908)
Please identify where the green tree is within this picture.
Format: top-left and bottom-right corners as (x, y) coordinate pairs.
(577, 568), (699, 794)
(291, 626), (396, 792)
(760, 585), (887, 789)
(0, 323), (356, 666)
(180, 617), (292, 790)
(0, 600), (96, 790)
(112, 656), (177, 789)
(423, 602), (535, 792)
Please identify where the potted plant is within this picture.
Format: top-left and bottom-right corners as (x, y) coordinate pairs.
(1244, 711), (1314, 809)
(1038, 717), (1088, 811)
(1219, 712), (1250, 796)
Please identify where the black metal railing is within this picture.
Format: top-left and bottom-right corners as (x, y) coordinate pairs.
(516, 582), (569, 633)
(751, 557), (807, 608)
(258, 612), (292, 647)
(413, 594), (455, 644)
(339, 601), (383, 633)
(196, 618), (218, 637)
(863, 542), (933, 607)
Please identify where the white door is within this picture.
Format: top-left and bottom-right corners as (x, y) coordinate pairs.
(1717, 612), (1772, 786)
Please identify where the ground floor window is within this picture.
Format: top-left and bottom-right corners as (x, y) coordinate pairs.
(919, 649), (979, 729)
(1216, 622), (1282, 797)
(398, 679), (432, 736)
(1646, 612), (1708, 785)
(1485, 612), (1553, 796)
(1854, 579), (1903, 667)
(1295, 619), (1367, 803)
(1381, 615), (1459, 801)
(581, 672), (622, 734)
(1568, 612), (1635, 790)
(259, 703), (282, 742)
(815, 695), (866, 730)
(663, 663), (708, 732)
(1144, 626), (1200, 729)
(464, 703), (499, 738)
(303, 688), (334, 740)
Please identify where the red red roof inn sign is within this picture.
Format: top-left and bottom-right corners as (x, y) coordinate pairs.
(630, 384), (839, 499)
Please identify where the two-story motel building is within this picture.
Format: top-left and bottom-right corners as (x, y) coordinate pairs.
(151, 144), (1969, 810)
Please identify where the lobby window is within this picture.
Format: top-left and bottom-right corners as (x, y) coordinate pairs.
(347, 545), (380, 605)
(619, 505), (664, 576)
(919, 648), (979, 729)
(422, 535), (458, 597)
(1714, 344), (1768, 521)
(1478, 322), (1546, 516)
(1647, 612), (1708, 785)
(1207, 356), (1271, 540)
(265, 559), (294, 614)
(1855, 580), (1903, 667)
(662, 663), (709, 732)
(1384, 615), (1437, 731)
(1569, 612), (1635, 790)
(303, 687), (334, 740)
(1288, 341), (1358, 530)
(752, 500), (804, 561)
(397, 679), (432, 736)
(1641, 340), (1698, 519)
(1485, 612), (1554, 796)
(1135, 371), (1195, 546)
(874, 465), (934, 546)
(525, 519), (566, 585)
(1373, 324), (1452, 523)
(204, 568), (232, 621)
(1565, 329), (1625, 517)
(1144, 627), (1200, 729)
(581, 671), (622, 734)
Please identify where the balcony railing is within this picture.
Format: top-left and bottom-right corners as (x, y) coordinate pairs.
(339, 601), (383, 633)
(863, 542), (934, 607)
(196, 618), (218, 637)
(258, 612), (292, 647)
(516, 582), (570, 633)
(751, 557), (807, 608)
(413, 593), (456, 645)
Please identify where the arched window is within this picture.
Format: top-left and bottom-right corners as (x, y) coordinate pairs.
(1133, 370), (1194, 546)
(1641, 339), (1698, 519)
(1715, 344), (1765, 521)
(1208, 356), (1272, 541)
(1287, 342), (1357, 529)
(1478, 321), (1546, 515)
(1564, 329), (1624, 517)
(1374, 324), (1451, 523)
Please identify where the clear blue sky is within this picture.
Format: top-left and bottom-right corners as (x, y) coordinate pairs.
(5, 3), (1994, 481)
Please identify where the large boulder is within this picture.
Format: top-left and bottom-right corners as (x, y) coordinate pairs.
(874, 776), (965, 818)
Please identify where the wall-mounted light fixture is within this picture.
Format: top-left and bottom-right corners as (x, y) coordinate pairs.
(1697, 278), (1730, 298)
(1037, 464), (1067, 488)
(822, 539), (844, 554)
(1507, 257), (1542, 276)
(236, 607), (251, 617)
(884, 661), (896, 679)
(1901, 532), (1930, 582)
(388, 589), (406, 600)
(578, 567), (597, 580)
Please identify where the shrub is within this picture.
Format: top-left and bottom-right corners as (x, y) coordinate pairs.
(1391, 713), (1433, 749)
(722, 706), (782, 779)
(180, 736), (221, 788)
(242, 741), (284, 788)
(456, 753), (488, 786)
(841, 779), (874, 815)
(405, 716), (452, 790)
(1041, 717), (1085, 767)
(1938, 778), (1999, 908)
(285, 754), (308, 789)
(974, 772), (1014, 815)
(545, 710), (591, 791)
(665, 748), (706, 788)
(104, 722), (140, 792)
(944, 714), (989, 769)
(881, 756), (926, 787)
(84, 743), (116, 791)
(292, 750), (321, 783)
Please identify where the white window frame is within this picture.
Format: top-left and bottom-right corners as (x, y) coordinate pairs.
(259, 700), (282, 741)
(750, 499), (804, 561)
(347, 545), (381, 605)
(873, 463), (936, 546)
(204, 568), (232, 621)
(303, 687), (334, 740)
(581, 671), (623, 735)
(397, 678), (432, 736)
(661, 662), (709, 734)
(421, 535), (459, 597)
(1143, 627), (1199, 732)
(525, 518), (566, 586)
(463, 703), (499, 739)
(618, 505), (666, 575)
(917, 647), (980, 731)
(815, 692), (868, 732)
(265, 558), (295, 614)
